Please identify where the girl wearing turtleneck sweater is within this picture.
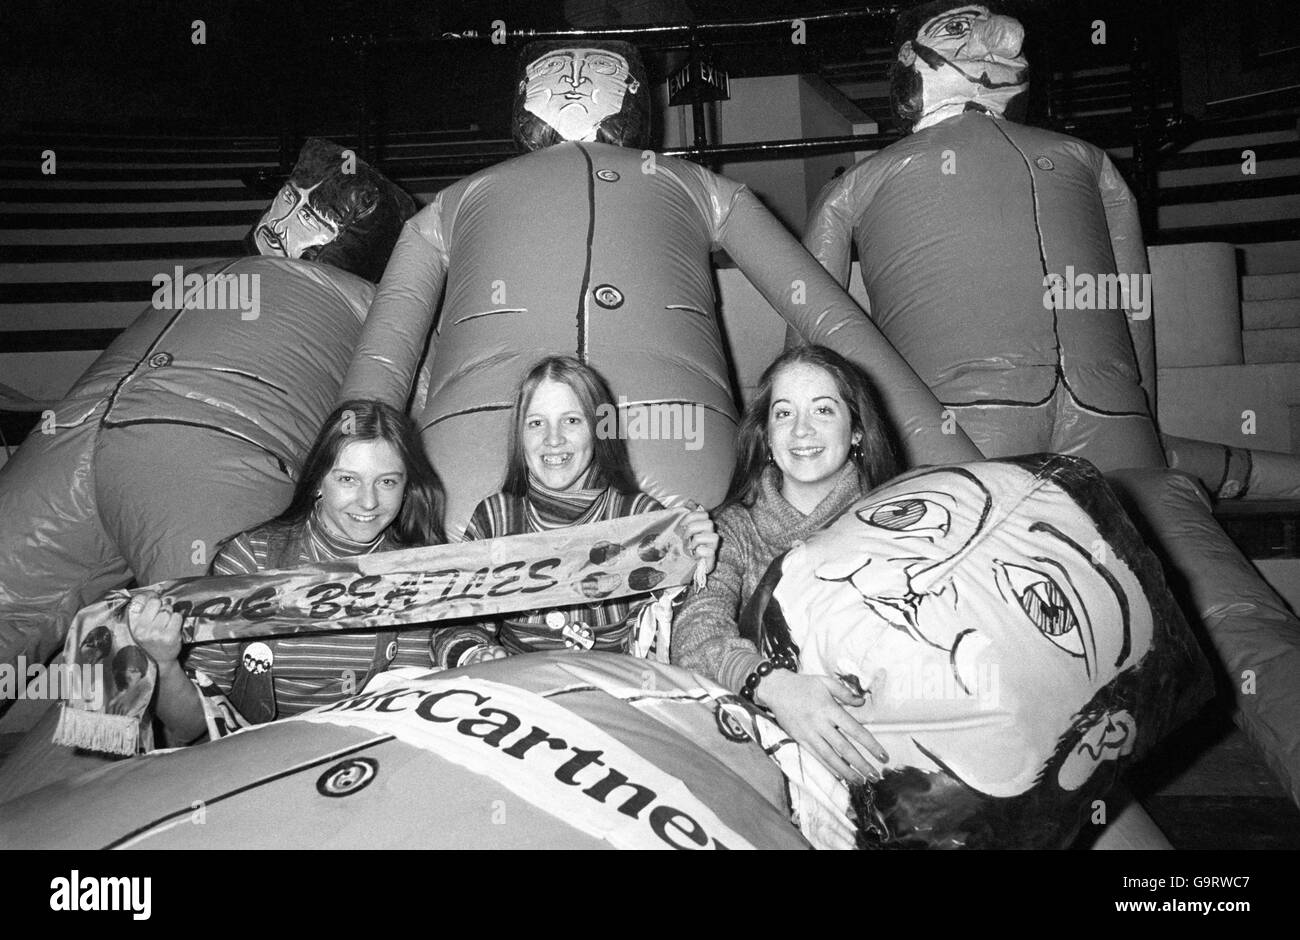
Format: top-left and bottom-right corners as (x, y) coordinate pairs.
(129, 401), (447, 745)
(431, 356), (719, 669)
(671, 346), (899, 782)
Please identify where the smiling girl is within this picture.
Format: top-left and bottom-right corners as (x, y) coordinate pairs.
(671, 345), (898, 781)
(432, 355), (718, 668)
(128, 400), (446, 743)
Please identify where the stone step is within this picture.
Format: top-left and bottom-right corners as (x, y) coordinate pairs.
(1238, 241), (1300, 275)
(1156, 159), (1300, 191)
(1243, 328), (1300, 363)
(1243, 298), (1300, 330)
(1244, 272), (1300, 301)
(1159, 193), (1300, 230)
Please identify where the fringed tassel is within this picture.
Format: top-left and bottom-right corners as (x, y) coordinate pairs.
(52, 704), (140, 757)
(692, 556), (708, 592)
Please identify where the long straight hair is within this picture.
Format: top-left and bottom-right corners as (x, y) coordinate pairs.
(269, 399), (445, 546)
(727, 345), (898, 507)
(502, 356), (640, 498)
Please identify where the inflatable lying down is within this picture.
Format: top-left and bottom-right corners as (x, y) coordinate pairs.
(1, 654), (805, 850)
(0, 456), (1210, 849)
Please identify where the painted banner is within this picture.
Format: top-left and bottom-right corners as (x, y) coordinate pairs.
(54, 508), (698, 755)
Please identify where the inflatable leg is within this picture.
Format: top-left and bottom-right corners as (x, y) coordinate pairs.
(944, 400), (1053, 459)
(422, 411), (510, 539)
(1052, 388), (1166, 472)
(0, 418), (129, 681)
(1107, 466), (1300, 807)
(95, 423), (295, 584)
(1164, 434), (1300, 501)
(622, 404), (736, 511)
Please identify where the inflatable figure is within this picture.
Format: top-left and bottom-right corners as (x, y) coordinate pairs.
(0, 139), (416, 682)
(0, 471), (1208, 849)
(741, 455), (1211, 848)
(799, 0), (1300, 804)
(803, 2), (1165, 472)
(0, 654), (809, 850)
(340, 40), (979, 535)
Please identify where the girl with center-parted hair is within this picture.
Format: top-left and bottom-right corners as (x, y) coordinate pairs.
(431, 355), (719, 668)
(128, 400), (447, 745)
(671, 344), (898, 782)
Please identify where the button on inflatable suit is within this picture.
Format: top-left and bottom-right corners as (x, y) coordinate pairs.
(803, 2), (1165, 471)
(741, 455), (1211, 848)
(340, 40), (977, 535)
(0, 139), (416, 682)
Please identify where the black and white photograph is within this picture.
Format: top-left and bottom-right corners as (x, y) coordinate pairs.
(0, 0), (1297, 909)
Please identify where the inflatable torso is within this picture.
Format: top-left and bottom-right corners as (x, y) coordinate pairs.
(812, 112), (1146, 416)
(421, 141), (735, 427)
(395, 141), (744, 529)
(56, 256), (373, 471)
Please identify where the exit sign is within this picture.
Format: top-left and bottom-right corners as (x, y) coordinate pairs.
(668, 57), (730, 106)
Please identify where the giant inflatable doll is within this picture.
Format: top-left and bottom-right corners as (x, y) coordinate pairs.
(741, 455), (1212, 848)
(803, 2), (1165, 473)
(0, 139), (417, 684)
(0, 458), (1210, 849)
(339, 40), (980, 535)
(799, 0), (1300, 807)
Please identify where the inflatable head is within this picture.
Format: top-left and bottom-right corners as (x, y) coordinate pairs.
(890, 2), (1029, 133)
(742, 454), (1209, 848)
(512, 40), (650, 151)
(245, 138), (418, 282)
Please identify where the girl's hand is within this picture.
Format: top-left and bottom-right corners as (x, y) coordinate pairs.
(461, 643), (510, 666)
(756, 669), (888, 782)
(681, 507), (720, 575)
(125, 591), (185, 667)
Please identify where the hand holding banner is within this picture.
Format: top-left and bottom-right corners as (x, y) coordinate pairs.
(55, 508), (699, 755)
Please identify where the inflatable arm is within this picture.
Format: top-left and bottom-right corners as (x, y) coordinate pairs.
(721, 185), (980, 467)
(1098, 154), (1157, 417)
(1108, 467), (1300, 806)
(339, 198), (452, 409)
(800, 175), (857, 287)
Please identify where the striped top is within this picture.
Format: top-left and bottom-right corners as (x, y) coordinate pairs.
(430, 485), (662, 667)
(183, 512), (436, 718)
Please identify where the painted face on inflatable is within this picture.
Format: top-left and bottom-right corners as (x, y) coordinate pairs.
(512, 40), (650, 152)
(777, 460), (1151, 797)
(244, 138), (418, 283)
(892, 3), (1029, 131)
(316, 440), (407, 543)
(742, 456), (1199, 846)
(523, 379), (595, 492)
(254, 182), (342, 260)
(523, 48), (640, 143)
(768, 363), (862, 512)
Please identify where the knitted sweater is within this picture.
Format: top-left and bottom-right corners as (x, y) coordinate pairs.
(670, 462), (867, 693)
(431, 484), (662, 667)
